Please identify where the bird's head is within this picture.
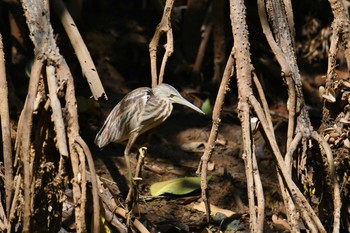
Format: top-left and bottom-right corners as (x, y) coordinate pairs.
(154, 83), (205, 114)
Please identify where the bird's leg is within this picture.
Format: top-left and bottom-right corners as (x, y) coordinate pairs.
(124, 132), (139, 187)
(123, 132), (139, 227)
(125, 146), (147, 227)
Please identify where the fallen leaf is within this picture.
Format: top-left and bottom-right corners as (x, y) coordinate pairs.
(272, 214), (290, 231)
(150, 176), (210, 196)
(180, 141), (206, 152)
(192, 201), (237, 218)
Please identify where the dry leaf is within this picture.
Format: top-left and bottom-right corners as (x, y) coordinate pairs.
(192, 201), (237, 218)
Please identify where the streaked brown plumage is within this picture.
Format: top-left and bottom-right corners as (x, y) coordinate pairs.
(95, 83), (204, 184)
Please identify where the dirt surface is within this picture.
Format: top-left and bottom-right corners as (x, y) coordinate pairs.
(90, 112), (280, 232)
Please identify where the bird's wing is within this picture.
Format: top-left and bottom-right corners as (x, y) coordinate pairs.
(95, 87), (152, 147)
(138, 94), (172, 135)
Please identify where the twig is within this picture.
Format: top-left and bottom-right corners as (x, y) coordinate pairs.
(322, 3), (348, 231)
(328, 0), (350, 68)
(95, 175), (150, 233)
(252, 74), (274, 131)
(257, 0), (326, 231)
(0, 191), (7, 230)
(149, 0), (174, 87)
(7, 174), (21, 232)
(311, 132), (341, 233)
(75, 136), (100, 233)
(282, 0), (295, 46)
(257, 0), (290, 76)
(15, 58), (43, 232)
(266, 0), (299, 169)
(86, 170), (126, 232)
(250, 97), (326, 232)
(0, 34), (13, 217)
(280, 132), (302, 233)
(241, 109), (258, 232)
(327, 26), (339, 76)
(102, 202), (127, 233)
(197, 48), (234, 222)
(46, 65), (69, 157)
(57, 60), (85, 232)
(276, 172), (300, 232)
(76, 140), (87, 232)
(193, 4), (213, 75)
(51, 0), (107, 100)
(212, 0), (226, 85)
(252, 140), (264, 231)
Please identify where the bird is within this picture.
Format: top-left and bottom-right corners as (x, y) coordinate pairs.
(95, 83), (204, 185)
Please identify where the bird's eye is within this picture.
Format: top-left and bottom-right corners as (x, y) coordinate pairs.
(169, 94), (176, 98)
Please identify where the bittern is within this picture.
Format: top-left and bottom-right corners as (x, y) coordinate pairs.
(95, 83), (204, 185)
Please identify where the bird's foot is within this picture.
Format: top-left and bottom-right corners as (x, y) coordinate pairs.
(138, 146), (147, 157)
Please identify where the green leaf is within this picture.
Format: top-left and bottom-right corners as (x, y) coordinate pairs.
(150, 176), (211, 196)
(201, 98), (212, 115)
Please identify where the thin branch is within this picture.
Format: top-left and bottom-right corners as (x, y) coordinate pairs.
(327, 26), (339, 78)
(54, 59), (94, 232)
(193, 4), (213, 75)
(281, 132), (303, 232)
(257, 1), (321, 231)
(257, 0), (291, 76)
(240, 109), (257, 232)
(7, 174), (21, 232)
(276, 172), (300, 232)
(77, 141), (87, 232)
(0, 191), (7, 230)
(149, 0), (174, 87)
(0, 34), (13, 217)
(252, 74), (274, 131)
(158, 26), (173, 85)
(51, 0), (107, 100)
(311, 132), (341, 233)
(95, 175), (150, 233)
(46, 65), (69, 157)
(249, 96), (326, 232)
(101, 202), (127, 233)
(197, 48), (234, 222)
(253, 73), (300, 232)
(328, 0), (350, 69)
(75, 136), (100, 233)
(15, 58), (43, 232)
(58, 61), (85, 232)
(282, 0), (295, 46)
(266, 0), (299, 164)
(212, 0), (226, 85)
(252, 142), (264, 231)
(193, 23), (212, 74)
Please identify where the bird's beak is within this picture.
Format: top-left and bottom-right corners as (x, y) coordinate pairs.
(174, 96), (205, 114)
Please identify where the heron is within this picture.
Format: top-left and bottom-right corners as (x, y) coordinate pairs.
(95, 83), (204, 185)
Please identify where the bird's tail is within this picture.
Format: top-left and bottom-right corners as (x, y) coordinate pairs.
(94, 123), (109, 148)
